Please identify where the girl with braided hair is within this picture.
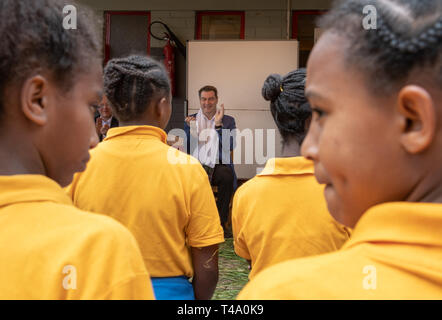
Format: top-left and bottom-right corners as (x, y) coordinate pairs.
(0, 0), (154, 299)
(231, 69), (350, 280)
(239, 0), (442, 299)
(67, 55), (223, 300)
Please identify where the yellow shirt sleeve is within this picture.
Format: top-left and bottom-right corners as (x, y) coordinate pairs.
(100, 222), (155, 300)
(186, 165), (224, 248)
(61, 208), (156, 300)
(232, 188), (251, 260)
(102, 274), (155, 300)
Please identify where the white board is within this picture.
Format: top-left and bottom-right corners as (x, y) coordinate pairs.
(187, 40), (299, 179)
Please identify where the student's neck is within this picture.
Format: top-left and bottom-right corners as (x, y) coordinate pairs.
(119, 119), (162, 129)
(101, 115), (112, 121)
(281, 140), (301, 158)
(0, 129), (46, 176)
(406, 172), (442, 205)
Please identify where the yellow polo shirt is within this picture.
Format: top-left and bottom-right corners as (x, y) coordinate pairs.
(67, 125), (224, 278)
(232, 157), (350, 279)
(0, 174), (154, 300)
(238, 202), (442, 299)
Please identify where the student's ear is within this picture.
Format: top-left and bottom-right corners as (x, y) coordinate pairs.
(154, 96), (172, 129)
(397, 85), (436, 154)
(158, 96), (172, 116)
(20, 75), (49, 126)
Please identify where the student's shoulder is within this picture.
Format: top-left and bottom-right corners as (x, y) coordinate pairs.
(163, 146), (206, 173)
(234, 175), (269, 199)
(44, 203), (151, 299)
(237, 249), (359, 299)
(53, 202), (137, 245)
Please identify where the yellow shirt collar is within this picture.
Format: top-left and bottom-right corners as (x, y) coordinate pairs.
(104, 125), (167, 143)
(0, 175), (72, 207)
(257, 156), (314, 176)
(344, 202), (442, 249)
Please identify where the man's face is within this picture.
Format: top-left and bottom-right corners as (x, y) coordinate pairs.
(199, 90), (218, 117)
(98, 96), (112, 119)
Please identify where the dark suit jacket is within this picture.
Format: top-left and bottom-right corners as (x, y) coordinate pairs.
(95, 116), (119, 142)
(184, 113), (237, 190)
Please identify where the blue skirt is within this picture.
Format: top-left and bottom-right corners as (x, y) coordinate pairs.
(151, 276), (195, 300)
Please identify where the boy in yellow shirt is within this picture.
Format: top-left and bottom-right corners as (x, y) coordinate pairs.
(67, 55), (224, 300)
(232, 69), (350, 280)
(0, 0), (154, 299)
(239, 0), (442, 299)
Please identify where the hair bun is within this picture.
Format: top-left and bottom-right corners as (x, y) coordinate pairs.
(262, 74), (283, 101)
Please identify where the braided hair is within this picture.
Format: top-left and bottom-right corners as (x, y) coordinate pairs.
(319, 0), (442, 95)
(103, 55), (171, 122)
(0, 0), (100, 122)
(262, 69), (311, 145)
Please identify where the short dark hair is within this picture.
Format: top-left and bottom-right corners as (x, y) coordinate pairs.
(319, 0), (442, 95)
(198, 85), (218, 98)
(103, 55), (170, 122)
(262, 69), (311, 145)
(0, 0), (100, 123)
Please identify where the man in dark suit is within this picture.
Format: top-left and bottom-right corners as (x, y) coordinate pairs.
(184, 85), (237, 237)
(95, 96), (119, 141)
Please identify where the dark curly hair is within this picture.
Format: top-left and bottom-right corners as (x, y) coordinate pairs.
(103, 55), (171, 122)
(0, 0), (100, 122)
(198, 85), (218, 98)
(262, 68), (311, 145)
(319, 0), (442, 95)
